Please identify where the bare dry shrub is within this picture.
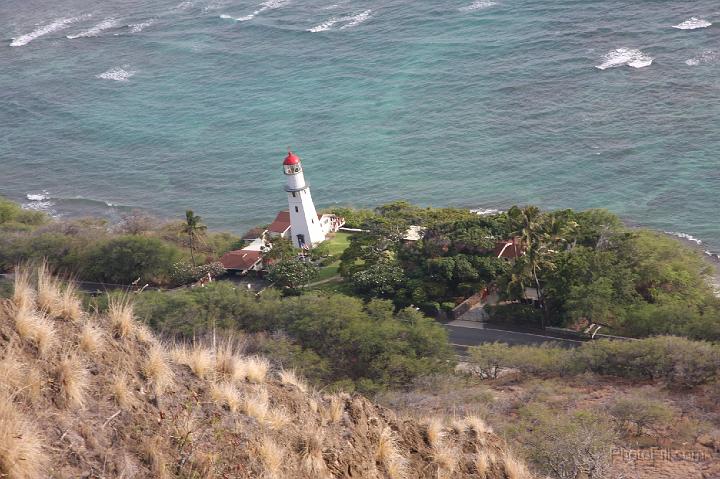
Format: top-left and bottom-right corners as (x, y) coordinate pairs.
(243, 356), (270, 384)
(11, 266), (35, 312)
(257, 436), (284, 479)
(279, 369), (307, 393)
(13, 307), (56, 358)
(108, 296), (135, 340)
(79, 321), (104, 354)
(0, 393), (47, 479)
(210, 382), (242, 413)
(111, 373), (134, 409)
(56, 355), (89, 409)
(143, 346), (174, 395)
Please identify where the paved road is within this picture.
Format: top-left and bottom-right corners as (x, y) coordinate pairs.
(445, 322), (583, 354)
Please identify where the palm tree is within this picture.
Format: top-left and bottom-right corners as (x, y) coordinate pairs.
(182, 210), (207, 267)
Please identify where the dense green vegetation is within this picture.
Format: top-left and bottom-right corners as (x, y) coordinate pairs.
(334, 201), (720, 339)
(126, 282), (455, 393)
(0, 196), (239, 286)
(469, 336), (720, 388)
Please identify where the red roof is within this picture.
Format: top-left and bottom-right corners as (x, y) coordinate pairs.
(494, 238), (525, 259)
(283, 151), (300, 166)
(220, 249), (262, 271)
(267, 211), (291, 234)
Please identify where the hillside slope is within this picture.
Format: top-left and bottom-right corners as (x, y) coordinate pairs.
(0, 267), (531, 479)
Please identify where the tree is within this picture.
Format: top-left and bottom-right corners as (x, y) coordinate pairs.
(263, 237), (296, 262)
(182, 210), (207, 267)
(83, 236), (182, 284)
(267, 258), (319, 293)
(350, 260), (405, 298)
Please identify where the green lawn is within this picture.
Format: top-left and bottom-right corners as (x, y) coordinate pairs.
(312, 232), (353, 285)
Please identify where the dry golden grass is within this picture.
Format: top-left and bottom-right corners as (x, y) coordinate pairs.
(425, 417), (445, 449)
(210, 382), (242, 413)
(376, 426), (407, 479)
(257, 436), (284, 479)
(143, 346), (174, 395)
(79, 322), (104, 354)
(298, 431), (329, 479)
(56, 355), (89, 409)
(36, 261), (63, 317)
(215, 341), (244, 382)
(108, 296), (135, 340)
(265, 407), (291, 430)
(243, 356), (270, 384)
(11, 266), (35, 312)
(322, 395), (344, 424)
(141, 437), (169, 479)
(278, 369), (308, 393)
(463, 414), (493, 440)
(58, 282), (83, 321)
(501, 450), (532, 479)
(13, 307), (56, 358)
(0, 393), (47, 479)
(473, 451), (495, 478)
(431, 445), (459, 479)
(0, 355), (42, 404)
(244, 388), (270, 424)
(180, 345), (214, 380)
(111, 373), (134, 409)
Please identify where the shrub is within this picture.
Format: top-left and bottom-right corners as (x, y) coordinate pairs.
(609, 395), (674, 436)
(83, 235), (182, 285)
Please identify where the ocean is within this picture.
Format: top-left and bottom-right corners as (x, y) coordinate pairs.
(1, 0), (719, 252)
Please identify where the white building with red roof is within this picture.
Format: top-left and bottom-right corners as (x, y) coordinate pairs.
(282, 151), (326, 248)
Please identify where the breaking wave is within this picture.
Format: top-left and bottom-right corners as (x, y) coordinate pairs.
(596, 48), (653, 70)
(308, 9), (372, 32)
(685, 50), (718, 66)
(222, 0), (289, 22)
(459, 1), (497, 12)
(11, 15), (89, 47)
(128, 20), (154, 33)
(66, 18), (118, 39)
(673, 17), (712, 30)
(96, 67), (136, 82)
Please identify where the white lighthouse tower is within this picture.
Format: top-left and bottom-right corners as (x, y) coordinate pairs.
(283, 151), (326, 248)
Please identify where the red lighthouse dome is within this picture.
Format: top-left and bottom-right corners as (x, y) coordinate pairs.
(283, 151), (300, 166)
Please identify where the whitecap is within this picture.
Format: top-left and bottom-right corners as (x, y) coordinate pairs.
(11, 15), (89, 47)
(596, 48), (653, 70)
(23, 191), (55, 214)
(685, 50), (718, 66)
(459, 1), (497, 12)
(339, 9), (372, 29)
(96, 67), (136, 82)
(66, 18), (118, 39)
(308, 9), (372, 32)
(128, 20), (154, 33)
(673, 17), (712, 30)
(665, 231), (703, 245)
(227, 0), (288, 22)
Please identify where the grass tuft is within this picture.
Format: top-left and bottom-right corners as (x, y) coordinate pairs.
(36, 261), (63, 317)
(79, 321), (104, 354)
(425, 417), (445, 449)
(210, 382), (242, 413)
(278, 369), (308, 393)
(243, 356), (269, 384)
(322, 395), (344, 424)
(0, 393), (47, 479)
(244, 388), (269, 424)
(257, 436), (284, 479)
(474, 451), (494, 478)
(56, 355), (89, 409)
(108, 296), (135, 340)
(501, 450), (532, 479)
(184, 345), (214, 380)
(376, 426), (407, 479)
(298, 431), (329, 479)
(111, 373), (134, 409)
(58, 282), (83, 321)
(13, 307), (56, 358)
(11, 266), (35, 312)
(143, 346), (174, 396)
(431, 445), (459, 479)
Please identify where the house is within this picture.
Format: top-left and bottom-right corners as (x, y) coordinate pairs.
(219, 249), (263, 274)
(402, 225), (427, 243)
(318, 213), (345, 234)
(267, 211), (292, 239)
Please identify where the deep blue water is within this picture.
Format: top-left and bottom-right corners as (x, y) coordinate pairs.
(1, 0), (719, 250)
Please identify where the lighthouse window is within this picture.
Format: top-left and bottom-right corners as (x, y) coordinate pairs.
(292, 192), (296, 197)
(295, 206), (299, 213)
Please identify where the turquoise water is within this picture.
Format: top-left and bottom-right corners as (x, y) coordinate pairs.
(1, 0), (719, 250)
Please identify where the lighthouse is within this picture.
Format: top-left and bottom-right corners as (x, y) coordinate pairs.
(283, 151), (326, 248)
